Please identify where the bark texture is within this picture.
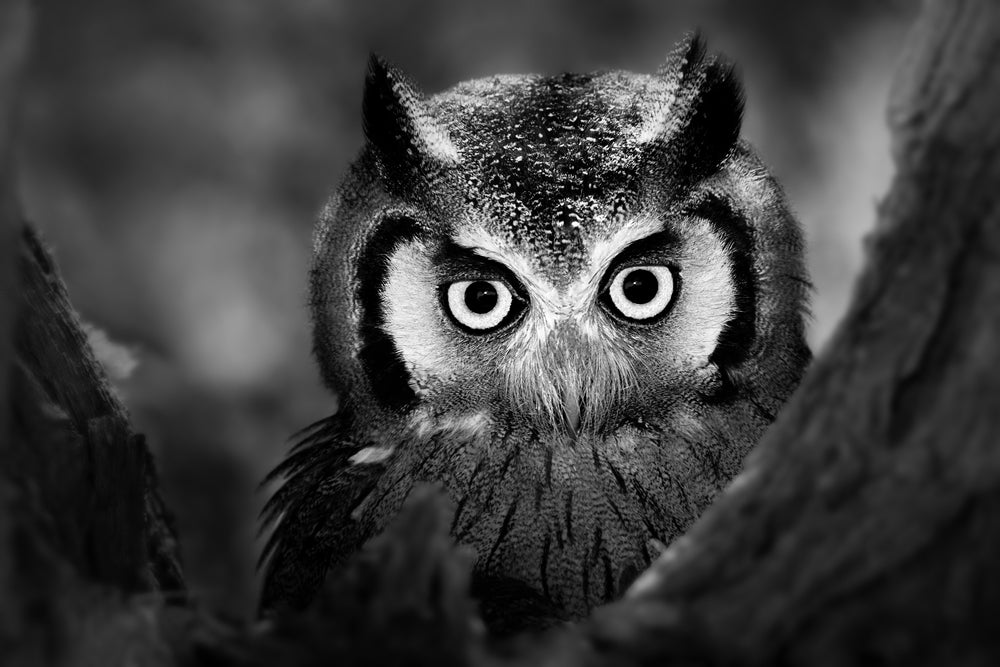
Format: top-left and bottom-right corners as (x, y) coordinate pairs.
(13, 228), (184, 593)
(2, 0), (999, 664)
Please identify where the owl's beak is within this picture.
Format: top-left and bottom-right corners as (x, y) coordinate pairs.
(561, 384), (582, 438)
(550, 324), (590, 438)
(515, 318), (625, 438)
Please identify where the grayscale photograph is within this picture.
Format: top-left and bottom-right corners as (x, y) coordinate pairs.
(1, 0), (998, 664)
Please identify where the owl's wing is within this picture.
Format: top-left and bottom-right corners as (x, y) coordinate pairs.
(258, 412), (384, 614)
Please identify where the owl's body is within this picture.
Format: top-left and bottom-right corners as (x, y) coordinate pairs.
(261, 35), (810, 630)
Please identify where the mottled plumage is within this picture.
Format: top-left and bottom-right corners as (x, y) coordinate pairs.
(260, 33), (810, 631)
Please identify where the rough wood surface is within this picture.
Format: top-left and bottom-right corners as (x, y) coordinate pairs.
(1, 232), (185, 666)
(13, 228), (185, 593)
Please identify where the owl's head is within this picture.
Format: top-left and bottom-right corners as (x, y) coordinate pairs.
(310, 34), (808, 447)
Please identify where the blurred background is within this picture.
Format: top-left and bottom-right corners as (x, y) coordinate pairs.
(18, 0), (917, 616)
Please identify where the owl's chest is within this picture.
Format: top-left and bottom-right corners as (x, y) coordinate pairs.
(357, 424), (726, 618)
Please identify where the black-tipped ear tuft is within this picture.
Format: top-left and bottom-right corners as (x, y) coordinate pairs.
(684, 56), (745, 169)
(362, 53), (418, 151)
(643, 34), (745, 184)
(361, 53), (459, 174)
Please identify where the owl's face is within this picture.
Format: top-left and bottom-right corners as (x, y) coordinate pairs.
(379, 179), (740, 442)
(304, 36), (810, 619)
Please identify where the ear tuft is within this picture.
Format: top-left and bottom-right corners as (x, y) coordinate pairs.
(686, 56), (745, 165)
(362, 53), (460, 171)
(362, 53), (416, 148)
(640, 33), (745, 183)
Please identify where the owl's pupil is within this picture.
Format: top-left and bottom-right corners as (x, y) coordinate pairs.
(465, 281), (498, 314)
(622, 269), (658, 304)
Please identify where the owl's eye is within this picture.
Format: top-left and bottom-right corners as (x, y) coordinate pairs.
(605, 265), (676, 322)
(443, 279), (520, 333)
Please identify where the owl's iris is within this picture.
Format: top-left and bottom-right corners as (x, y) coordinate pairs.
(464, 281), (499, 314)
(621, 269), (657, 305)
(444, 278), (518, 332)
(606, 264), (676, 322)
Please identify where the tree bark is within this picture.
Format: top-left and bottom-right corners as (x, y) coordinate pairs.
(2, 191), (185, 667)
(14, 228), (184, 593)
(2, 0), (999, 664)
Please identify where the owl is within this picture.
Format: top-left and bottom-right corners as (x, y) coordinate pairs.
(260, 33), (810, 633)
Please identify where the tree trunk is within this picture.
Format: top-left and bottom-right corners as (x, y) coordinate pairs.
(1, 0), (999, 664)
